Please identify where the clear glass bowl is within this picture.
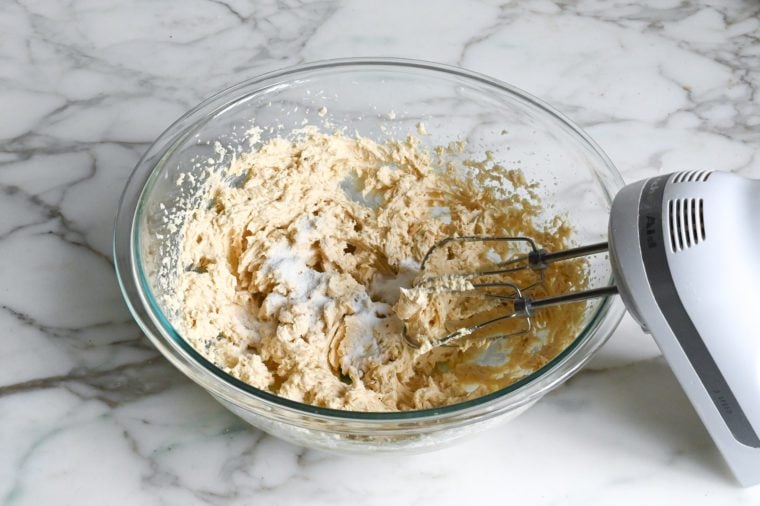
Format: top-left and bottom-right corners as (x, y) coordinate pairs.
(113, 58), (626, 453)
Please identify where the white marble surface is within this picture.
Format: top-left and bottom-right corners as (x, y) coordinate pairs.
(2, 0), (760, 504)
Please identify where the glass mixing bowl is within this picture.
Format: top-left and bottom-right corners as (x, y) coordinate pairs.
(114, 58), (626, 453)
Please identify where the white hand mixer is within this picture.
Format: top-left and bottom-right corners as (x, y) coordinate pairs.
(404, 170), (760, 487)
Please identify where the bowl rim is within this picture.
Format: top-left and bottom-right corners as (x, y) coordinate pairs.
(114, 57), (626, 422)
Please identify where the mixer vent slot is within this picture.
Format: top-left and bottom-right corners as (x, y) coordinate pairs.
(668, 198), (705, 252)
(673, 170), (712, 183)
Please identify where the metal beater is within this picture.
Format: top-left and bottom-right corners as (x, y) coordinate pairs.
(403, 236), (615, 348)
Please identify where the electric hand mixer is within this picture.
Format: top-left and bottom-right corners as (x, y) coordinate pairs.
(404, 170), (760, 487)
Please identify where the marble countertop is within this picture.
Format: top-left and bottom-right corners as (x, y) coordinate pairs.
(2, 0), (760, 504)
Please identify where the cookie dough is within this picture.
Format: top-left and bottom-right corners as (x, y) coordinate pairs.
(177, 128), (588, 411)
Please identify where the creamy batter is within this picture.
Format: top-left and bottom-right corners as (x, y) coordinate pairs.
(176, 127), (588, 411)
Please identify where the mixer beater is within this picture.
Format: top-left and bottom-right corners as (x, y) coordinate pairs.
(403, 236), (615, 348)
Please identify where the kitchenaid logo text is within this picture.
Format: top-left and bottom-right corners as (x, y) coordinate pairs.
(640, 175), (667, 250)
(645, 215), (658, 248)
